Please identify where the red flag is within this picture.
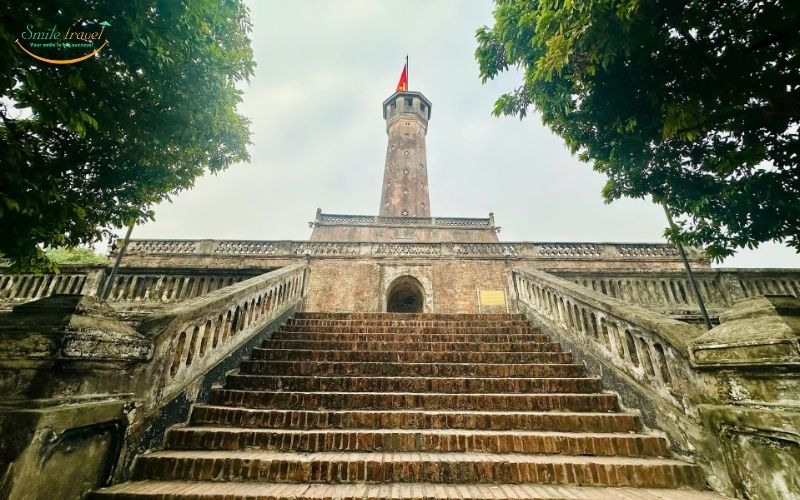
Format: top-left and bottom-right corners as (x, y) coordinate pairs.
(395, 61), (408, 92)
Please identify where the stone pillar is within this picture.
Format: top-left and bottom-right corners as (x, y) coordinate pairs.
(379, 91), (433, 217)
(718, 270), (747, 304)
(0, 294), (152, 500)
(689, 295), (800, 499)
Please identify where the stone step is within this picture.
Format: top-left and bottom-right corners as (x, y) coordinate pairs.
(189, 407), (643, 433)
(90, 480), (724, 499)
(165, 427), (669, 456)
(238, 360), (588, 378)
(208, 390), (620, 412)
(224, 374), (603, 394)
(288, 318), (534, 327)
(271, 331), (550, 343)
(295, 312), (525, 321)
(131, 451), (706, 488)
(250, 348), (573, 364)
(279, 324), (540, 334)
(261, 339), (563, 352)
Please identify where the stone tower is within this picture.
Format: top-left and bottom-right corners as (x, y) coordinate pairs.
(379, 91), (432, 217)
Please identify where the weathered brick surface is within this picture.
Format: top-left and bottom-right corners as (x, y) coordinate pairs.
(288, 317), (529, 326)
(189, 408), (643, 432)
(132, 451), (705, 487)
(238, 360), (587, 377)
(93, 313), (715, 499)
(296, 312), (524, 320)
(208, 389), (619, 411)
(262, 339), (563, 353)
(90, 481), (722, 499)
(165, 428), (668, 456)
(281, 324), (539, 333)
(304, 260), (514, 313)
(223, 374), (602, 394)
(271, 331), (549, 342)
(249, 348), (574, 364)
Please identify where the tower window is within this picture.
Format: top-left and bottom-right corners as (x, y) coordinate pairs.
(405, 97), (412, 108)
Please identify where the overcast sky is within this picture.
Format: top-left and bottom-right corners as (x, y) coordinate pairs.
(129, 0), (798, 268)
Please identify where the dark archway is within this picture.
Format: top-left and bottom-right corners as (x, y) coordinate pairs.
(386, 276), (425, 313)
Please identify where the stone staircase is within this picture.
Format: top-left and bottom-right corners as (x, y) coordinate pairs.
(92, 312), (722, 499)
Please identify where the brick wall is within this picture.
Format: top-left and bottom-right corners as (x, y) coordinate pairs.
(304, 258), (511, 313)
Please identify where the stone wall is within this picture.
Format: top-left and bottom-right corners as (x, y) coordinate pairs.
(304, 258), (512, 313)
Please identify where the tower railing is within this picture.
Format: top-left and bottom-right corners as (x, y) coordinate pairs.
(315, 213), (493, 227)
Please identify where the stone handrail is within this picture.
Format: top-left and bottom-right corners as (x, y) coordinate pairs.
(549, 268), (800, 316)
(512, 267), (705, 409)
(124, 239), (706, 261)
(136, 262), (308, 412)
(512, 267), (800, 498)
(0, 265), (106, 303)
(0, 266), (275, 307)
(105, 268), (270, 305)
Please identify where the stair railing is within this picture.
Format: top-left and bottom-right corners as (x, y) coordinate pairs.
(135, 261), (308, 413)
(511, 267), (715, 474)
(512, 267), (705, 408)
(511, 266), (800, 499)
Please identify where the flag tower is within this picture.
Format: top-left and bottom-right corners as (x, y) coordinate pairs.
(379, 59), (433, 217)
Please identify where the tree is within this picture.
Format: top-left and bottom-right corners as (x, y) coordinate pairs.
(45, 246), (107, 265)
(0, 1), (255, 270)
(476, 0), (800, 259)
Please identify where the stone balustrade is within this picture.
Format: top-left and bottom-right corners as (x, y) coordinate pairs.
(104, 268), (270, 305)
(315, 213), (493, 227)
(139, 262), (307, 410)
(549, 268), (800, 318)
(0, 265), (106, 304)
(0, 266), (274, 309)
(123, 239), (707, 261)
(511, 266), (800, 499)
(513, 268), (705, 410)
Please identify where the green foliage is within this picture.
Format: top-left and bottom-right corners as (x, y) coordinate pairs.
(45, 246), (107, 265)
(476, 0), (800, 259)
(0, 1), (255, 270)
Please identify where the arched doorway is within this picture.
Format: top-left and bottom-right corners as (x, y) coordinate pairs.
(386, 275), (425, 313)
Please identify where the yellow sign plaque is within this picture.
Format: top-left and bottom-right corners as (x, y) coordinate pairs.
(479, 290), (506, 306)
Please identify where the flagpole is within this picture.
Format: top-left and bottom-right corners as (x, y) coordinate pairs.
(406, 55), (409, 88)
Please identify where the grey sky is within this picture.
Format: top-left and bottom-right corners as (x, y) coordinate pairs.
(130, 0), (798, 268)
